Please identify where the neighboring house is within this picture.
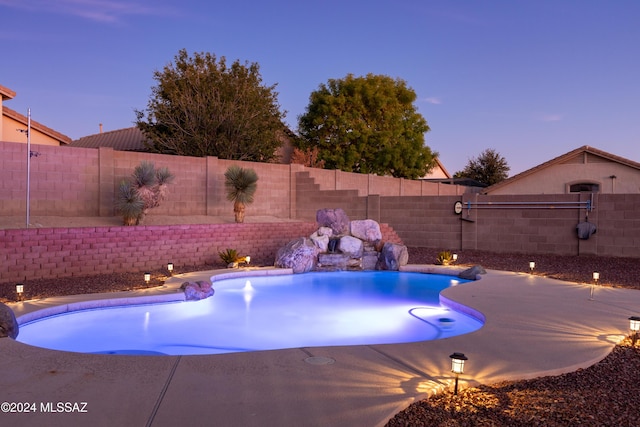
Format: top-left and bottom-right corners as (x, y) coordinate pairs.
(0, 84), (71, 146)
(71, 125), (298, 164)
(421, 157), (451, 180)
(483, 145), (640, 195)
(70, 126), (148, 152)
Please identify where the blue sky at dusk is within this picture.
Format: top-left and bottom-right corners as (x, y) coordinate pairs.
(1, 0), (638, 176)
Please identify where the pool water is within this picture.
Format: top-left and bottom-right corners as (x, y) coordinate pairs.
(17, 271), (483, 355)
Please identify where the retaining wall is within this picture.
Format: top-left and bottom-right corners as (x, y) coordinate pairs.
(0, 221), (404, 283)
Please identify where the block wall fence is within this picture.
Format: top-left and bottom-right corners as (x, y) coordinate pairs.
(0, 141), (464, 219)
(2, 141), (640, 284)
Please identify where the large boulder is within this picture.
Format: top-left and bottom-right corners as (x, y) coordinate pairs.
(275, 237), (319, 273)
(0, 303), (19, 339)
(458, 265), (486, 280)
(376, 242), (409, 271)
(350, 219), (382, 243)
(316, 208), (350, 235)
(180, 281), (215, 301)
(339, 235), (364, 258)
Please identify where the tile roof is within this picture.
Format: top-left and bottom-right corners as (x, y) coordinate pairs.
(0, 84), (16, 100)
(483, 145), (640, 194)
(70, 127), (148, 151)
(3, 106), (72, 144)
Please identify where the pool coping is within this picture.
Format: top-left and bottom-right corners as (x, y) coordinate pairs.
(2, 265), (639, 427)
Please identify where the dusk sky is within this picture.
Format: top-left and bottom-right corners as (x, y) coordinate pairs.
(1, 0), (638, 176)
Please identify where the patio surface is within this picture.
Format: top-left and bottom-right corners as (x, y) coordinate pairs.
(1, 266), (639, 427)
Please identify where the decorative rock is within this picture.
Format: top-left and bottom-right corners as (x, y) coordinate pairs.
(181, 281), (215, 301)
(318, 253), (349, 270)
(376, 242), (409, 271)
(310, 232), (330, 253)
(338, 235), (364, 258)
(274, 237), (319, 273)
(0, 302), (19, 339)
(362, 252), (380, 270)
(350, 219), (382, 243)
(316, 226), (334, 237)
(458, 265), (486, 280)
(316, 208), (350, 235)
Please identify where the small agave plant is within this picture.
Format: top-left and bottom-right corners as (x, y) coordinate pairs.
(218, 249), (239, 265)
(435, 250), (454, 266)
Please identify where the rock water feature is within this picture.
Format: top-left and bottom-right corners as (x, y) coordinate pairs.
(274, 208), (408, 273)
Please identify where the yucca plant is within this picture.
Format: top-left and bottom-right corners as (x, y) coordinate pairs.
(114, 181), (144, 225)
(224, 165), (258, 223)
(115, 161), (175, 225)
(435, 250), (453, 266)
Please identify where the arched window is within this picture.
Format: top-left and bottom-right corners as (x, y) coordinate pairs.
(568, 182), (600, 193)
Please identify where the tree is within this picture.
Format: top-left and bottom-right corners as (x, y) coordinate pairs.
(224, 165), (258, 223)
(136, 49), (286, 162)
(454, 148), (510, 186)
(297, 73), (437, 179)
(115, 161), (175, 225)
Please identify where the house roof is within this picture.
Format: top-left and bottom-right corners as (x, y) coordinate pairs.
(483, 145), (640, 194)
(3, 106), (72, 144)
(0, 84), (16, 101)
(70, 127), (148, 151)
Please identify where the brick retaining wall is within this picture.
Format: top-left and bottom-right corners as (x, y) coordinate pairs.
(0, 222), (404, 283)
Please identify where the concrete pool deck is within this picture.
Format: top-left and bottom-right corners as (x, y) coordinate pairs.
(1, 266), (639, 427)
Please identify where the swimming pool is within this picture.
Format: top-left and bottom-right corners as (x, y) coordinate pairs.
(17, 271), (484, 356)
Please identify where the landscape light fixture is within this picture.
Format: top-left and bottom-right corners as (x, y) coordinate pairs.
(144, 272), (151, 284)
(629, 316), (640, 346)
(244, 256), (251, 265)
(16, 284), (24, 300)
(529, 261), (535, 273)
(449, 352), (468, 395)
(589, 272), (600, 300)
(452, 253), (458, 262)
(167, 263), (174, 275)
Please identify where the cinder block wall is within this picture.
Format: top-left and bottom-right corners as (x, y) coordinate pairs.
(0, 221), (405, 283)
(380, 193), (640, 258)
(1, 141), (457, 219)
(1, 222), (316, 282)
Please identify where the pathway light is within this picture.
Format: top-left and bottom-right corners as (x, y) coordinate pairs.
(167, 263), (174, 275)
(144, 272), (151, 284)
(629, 316), (640, 346)
(449, 352), (468, 395)
(529, 261), (535, 273)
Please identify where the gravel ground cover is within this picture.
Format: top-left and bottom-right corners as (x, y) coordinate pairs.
(2, 247), (639, 426)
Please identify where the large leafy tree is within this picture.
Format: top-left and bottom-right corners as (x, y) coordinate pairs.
(136, 49), (286, 161)
(297, 73), (437, 179)
(454, 148), (510, 185)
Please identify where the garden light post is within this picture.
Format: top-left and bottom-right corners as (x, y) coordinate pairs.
(167, 263), (174, 275)
(452, 253), (458, 262)
(629, 316), (640, 346)
(529, 261), (535, 273)
(16, 284), (24, 301)
(590, 272), (599, 300)
(449, 352), (468, 395)
(144, 272), (151, 284)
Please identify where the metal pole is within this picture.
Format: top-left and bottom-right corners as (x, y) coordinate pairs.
(26, 108), (31, 228)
